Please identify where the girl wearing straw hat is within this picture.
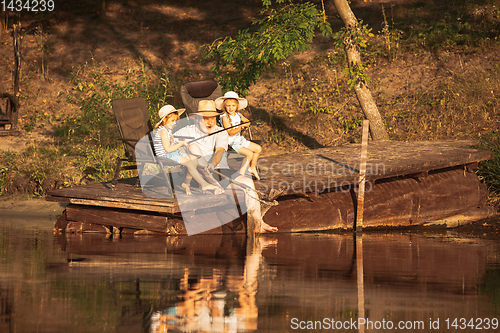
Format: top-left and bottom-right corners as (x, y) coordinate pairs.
(153, 105), (221, 195)
(215, 91), (262, 180)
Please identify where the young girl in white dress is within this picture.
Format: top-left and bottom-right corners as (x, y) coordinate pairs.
(153, 105), (220, 195)
(215, 92), (262, 180)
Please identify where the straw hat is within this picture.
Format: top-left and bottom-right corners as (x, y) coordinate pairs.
(215, 91), (248, 110)
(193, 100), (222, 117)
(155, 105), (185, 128)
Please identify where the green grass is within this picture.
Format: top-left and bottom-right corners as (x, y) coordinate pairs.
(477, 131), (500, 205)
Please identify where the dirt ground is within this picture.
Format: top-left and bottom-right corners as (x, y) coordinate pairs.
(0, 196), (63, 216)
(1, 0), (498, 153)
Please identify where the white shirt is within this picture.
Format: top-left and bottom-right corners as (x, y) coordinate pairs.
(221, 113), (242, 145)
(173, 124), (229, 169)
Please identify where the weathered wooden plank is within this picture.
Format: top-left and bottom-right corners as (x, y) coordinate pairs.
(66, 198), (177, 214)
(47, 180), (178, 206)
(65, 204), (175, 233)
(62, 203), (248, 235)
(48, 180), (235, 213)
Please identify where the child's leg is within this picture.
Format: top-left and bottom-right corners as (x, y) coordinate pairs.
(236, 147), (254, 176)
(179, 155), (219, 192)
(247, 142), (262, 171)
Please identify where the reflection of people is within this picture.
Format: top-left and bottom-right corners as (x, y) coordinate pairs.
(150, 237), (278, 333)
(236, 237), (278, 331)
(174, 100), (277, 234)
(215, 91), (262, 180)
(153, 105), (220, 195)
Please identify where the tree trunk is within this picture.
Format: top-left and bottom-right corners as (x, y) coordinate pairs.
(332, 0), (389, 141)
(97, 0), (106, 20)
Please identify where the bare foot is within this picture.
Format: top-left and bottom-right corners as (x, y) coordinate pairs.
(181, 183), (192, 195)
(249, 168), (260, 180)
(202, 184), (224, 195)
(256, 221), (278, 233)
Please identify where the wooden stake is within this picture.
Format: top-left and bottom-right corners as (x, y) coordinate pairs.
(356, 119), (369, 232)
(13, 24), (20, 98)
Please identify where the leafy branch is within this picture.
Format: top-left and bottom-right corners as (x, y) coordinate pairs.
(202, 1), (332, 96)
(334, 20), (374, 89)
(342, 60), (370, 88)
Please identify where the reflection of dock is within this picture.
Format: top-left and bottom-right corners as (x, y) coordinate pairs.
(46, 140), (495, 234)
(53, 232), (499, 332)
(58, 233), (491, 294)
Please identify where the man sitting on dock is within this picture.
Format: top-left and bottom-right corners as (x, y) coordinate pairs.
(174, 100), (278, 234)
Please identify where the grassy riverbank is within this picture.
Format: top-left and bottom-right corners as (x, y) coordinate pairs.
(0, 0), (499, 205)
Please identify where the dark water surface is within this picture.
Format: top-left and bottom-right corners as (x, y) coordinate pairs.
(1, 213), (500, 332)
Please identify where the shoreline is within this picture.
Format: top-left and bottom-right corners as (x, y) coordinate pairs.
(0, 196), (66, 228)
(0, 195), (497, 239)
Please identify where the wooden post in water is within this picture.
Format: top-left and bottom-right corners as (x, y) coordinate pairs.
(356, 120), (369, 232)
(356, 234), (365, 333)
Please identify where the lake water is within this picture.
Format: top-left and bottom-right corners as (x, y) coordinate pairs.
(1, 208), (499, 332)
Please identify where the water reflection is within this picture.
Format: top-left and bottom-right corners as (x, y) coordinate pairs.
(1, 221), (500, 332)
(149, 237), (274, 333)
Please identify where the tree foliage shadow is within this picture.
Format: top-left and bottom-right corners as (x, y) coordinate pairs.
(251, 106), (325, 149)
(3, 0), (263, 79)
(2, 0), (498, 86)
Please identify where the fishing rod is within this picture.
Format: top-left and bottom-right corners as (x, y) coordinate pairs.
(174, 121), (251, 144)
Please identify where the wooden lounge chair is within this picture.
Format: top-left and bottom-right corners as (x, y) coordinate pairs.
(111, 97), (179, 196)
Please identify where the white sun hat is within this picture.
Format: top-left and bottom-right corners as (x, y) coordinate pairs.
(214, 91), (248, 110)
(154, 105), (185, 128)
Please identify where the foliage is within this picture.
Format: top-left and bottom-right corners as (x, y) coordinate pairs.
(59, 58), (174, 148)
(396, 0), (500, 52)
(477, 131), (500, 203)
(54, 59), (176, 182)
(332, 20), (375, 89)
(380, 4), (403, 62)
(333, 19), (374, 50)
(0, 165), (7, 196)
(342, 60), (370, 88)
(202, 1), (332, 96)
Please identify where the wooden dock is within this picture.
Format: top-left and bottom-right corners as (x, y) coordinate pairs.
(47, 140), (496, 234)
(254, 139), (492, 193)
